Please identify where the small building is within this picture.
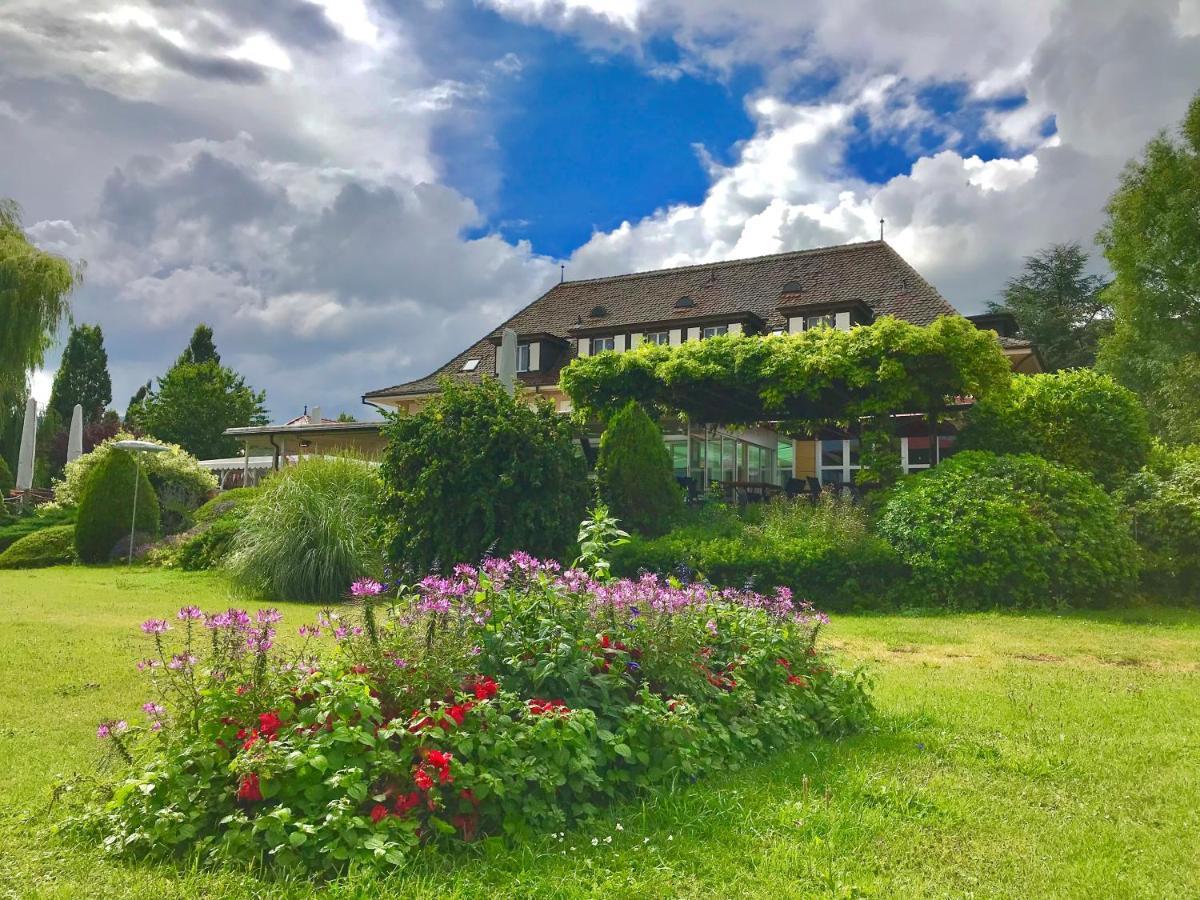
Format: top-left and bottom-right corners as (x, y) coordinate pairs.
(362, 240), (1040, 492)
(215, 411), (386, 486)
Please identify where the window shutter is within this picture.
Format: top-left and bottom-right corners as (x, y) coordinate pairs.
(670, 329), (683, 346)
(529, 341), (541, 371)
(577, 338), (590, 358)
(835, 311), (851, 331)
(614, 334), (627, 353)
(788, 316), (803, 333)
(727, 322), (742, 335)
(687, 326), (701, 342)
(630, 333), (643, 349)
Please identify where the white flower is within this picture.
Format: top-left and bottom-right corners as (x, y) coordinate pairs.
(591, 837), (599, 846)
(604, 836), (612, 843)
(667, 834), (674, 841)
(643, 837), (650, 844)
(615, 823), (623, 831)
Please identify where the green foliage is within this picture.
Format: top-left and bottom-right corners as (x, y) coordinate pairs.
(573, 503), (630, 580)
(135, 358), (268, 460)
(153, 488), (262, 571)
(596, 401), (683, 536)
(225, 457), (384, 602)
(0, 524), (75, 569)
(72, 559), (868, 874)
(380, 378), (590, 573)
(612, 497), (908, 611)
(193, 486), (261, 524)
(0, 198), (81, 411)
(988, 243), (1111, 370)
(1097, 91), (1200, 443)
(959, 369), (1150, 489)
(52, 432), (217, 533)
(75, 450), (160, 563)
(877, 451), (1138, 609)
(0, 454), (12, 496)
(1118, 444), (1200, 600)
(176, 323), (220, 366)
(48, 323), (112, 424)
(562, 316), (1012, 430)
(0, 504), (75, 552)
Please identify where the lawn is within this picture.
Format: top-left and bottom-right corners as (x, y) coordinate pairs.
(1, 567), (1197, 898)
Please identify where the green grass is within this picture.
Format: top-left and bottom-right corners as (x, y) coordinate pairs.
(1, 567), (1198, 898)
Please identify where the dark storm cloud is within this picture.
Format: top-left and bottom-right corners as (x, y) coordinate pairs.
(138, 31), (268, 84)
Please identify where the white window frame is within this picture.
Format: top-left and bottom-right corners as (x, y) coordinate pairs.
(644, 331), (671, 346)
(590, 336), (615, 355)
(516, 343), (531, 373)
(461, 358), (480, 371)
(701, 324), (729, 339)
(816, 438), (861, 484)
(805, 313), (837, 330)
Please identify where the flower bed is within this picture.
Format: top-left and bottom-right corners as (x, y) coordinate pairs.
(70, 554), (871, 874)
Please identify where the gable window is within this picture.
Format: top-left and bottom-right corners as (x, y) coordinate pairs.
(461, 359), (480, 372)
(590, 336), (615, 354)
(805, 314), (837, 330)
(644, 331), (670, 346)
(516, 343), (531, 373)
(701, 324), (729, 339)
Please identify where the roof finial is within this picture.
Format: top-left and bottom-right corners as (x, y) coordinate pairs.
(560, 264), (565, 283)
(879, 218), (885, 241)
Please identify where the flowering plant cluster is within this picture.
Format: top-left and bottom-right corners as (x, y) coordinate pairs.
(68, 554), (870, 873)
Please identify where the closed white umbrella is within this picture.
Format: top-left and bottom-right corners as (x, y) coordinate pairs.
(112, 439), (169, 565)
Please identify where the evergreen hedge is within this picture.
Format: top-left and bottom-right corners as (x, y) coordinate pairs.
(0, 524), (76, 569)
(75, 449), (160, 563)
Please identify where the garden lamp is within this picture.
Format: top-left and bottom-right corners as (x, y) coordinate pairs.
(112, 439), (169, 565)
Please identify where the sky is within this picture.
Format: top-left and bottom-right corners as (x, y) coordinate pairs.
(2, 0), (1198, 423)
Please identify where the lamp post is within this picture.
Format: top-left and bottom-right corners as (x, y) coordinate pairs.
(111, 439), (169, 565)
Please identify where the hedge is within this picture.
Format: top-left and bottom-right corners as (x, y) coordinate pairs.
(0, 524), (76, 569)
(75, 449), (160, 563)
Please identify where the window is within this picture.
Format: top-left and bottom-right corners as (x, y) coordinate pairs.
(644, 331), (671, 346)
(590, 336), (615, 355)
(516, 344), (531, 373)
(777, 440), (794, 485)
(805, 313), (837, 330)
(667, 441), (688, 479)
(461, 358), (480, 372)
(901, 435), (956, 473)
(701, 324), (729, 339)
(818, 438), (861, 484)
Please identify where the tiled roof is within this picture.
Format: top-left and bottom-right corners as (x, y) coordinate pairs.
(364, 241), (969, 400)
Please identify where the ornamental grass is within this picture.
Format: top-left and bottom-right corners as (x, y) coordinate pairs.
(66, 554), (871, 874)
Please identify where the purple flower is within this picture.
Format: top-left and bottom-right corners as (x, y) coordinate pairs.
(177, 605), (204, 621)
(96, 723), (110, 740)
(392, 657), (409, 669)
(150, 721), (163, 732)
(470, 645), (482, 656)
(256, 608), (283, 625)
(141, 618), (170, 635)
(350, 579), (385, 597)
(706, 619), (719, 636)
(142, 702), (165, 716)
(167, 653), (197, 670)
(298, 624), (320, 638)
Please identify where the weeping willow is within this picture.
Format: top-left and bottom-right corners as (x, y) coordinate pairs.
(0, 198), (82, 415)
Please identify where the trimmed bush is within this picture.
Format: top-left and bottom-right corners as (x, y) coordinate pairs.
(52, 433), (217, 533)
(380, 379), (589, 573)
(1119, 444), (1200, 600)
(152, 487), (262, 572)
(959, 369), (1150, 488)
(193, 486), (260, 525)
(225, 457), (383, 602)
(612, 496), (909, 611)
(877, 451), (1138, 608)
(0, 504), (76, 552)
(596, 401), (683, 536)
(74, 449), (160, 563)
(0, 524), (75, 569)
(72, 556), (869, 874)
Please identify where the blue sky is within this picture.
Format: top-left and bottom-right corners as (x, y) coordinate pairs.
(1, 0), (1196, 420)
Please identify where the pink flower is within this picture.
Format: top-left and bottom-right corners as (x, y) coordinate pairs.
(142, 702), (166, 716)
(256, 608), (283, 625)
(141, 618), (170, 635)
(350, 579), (385, 597)
(176, 606), (204, 621)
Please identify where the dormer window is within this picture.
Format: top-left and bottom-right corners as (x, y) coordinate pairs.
(589, 305), (609, 318)
(701, 324), (729, 339)
(674, 296), (695, 309)
(643, 331), (670, 346)
(780, 281), (804, 295)
(804, 314), (837, 330)
(590, 336), (615, 354)
(461, 358), (480, 371)
(516, 343), (531, 373)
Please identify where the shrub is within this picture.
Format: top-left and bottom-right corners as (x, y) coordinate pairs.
(225, 457), (383, 602)
(612, 497), (908, 611)
(877, 451), (1138, 608)
(52, 433), (217, 533)
(0, 456), (12, 496)
(1119, 444), (1200, 599)
(70, 555), (870, 874)
(193, 486), (260, 525)
(153, 487), (262, 572)
(0, 504), (76, 552)
(596, 401), (683, 536)
(0, 524), (75, 569)
(74, 450), (160, 563)
(380, 379), (590, 573)
(959, 369), (1150, 489)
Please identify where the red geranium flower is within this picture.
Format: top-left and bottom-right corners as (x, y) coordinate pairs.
(237, 773), (263, 802)
(787, 674), (809, 687)
(370, 803), (389, 824)
(413, 767), (434, 791)
(468, 675), (499, 700)
(776, 658), (791, 669)
(395, 791), (422, 815)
